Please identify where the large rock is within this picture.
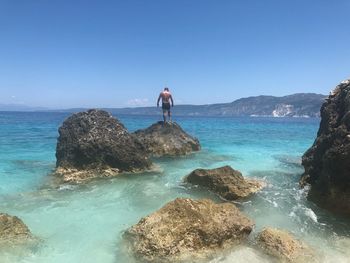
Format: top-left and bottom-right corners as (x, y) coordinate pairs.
(124, 198), (254, 262)
(55, 109), (152, 182)
(257, 227), (316, 262)
(300, 79), (350, 215)
(133, 121), (200, 156)
(0, 213), (32, 243)
(185, 166), (264, 200)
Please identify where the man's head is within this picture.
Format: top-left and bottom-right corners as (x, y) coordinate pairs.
(164, 87), (169, 92)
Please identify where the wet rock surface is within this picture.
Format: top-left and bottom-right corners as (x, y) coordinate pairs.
(0, 213), (32, 244)
(301, 79), (350, 215)
(257, 227), (316, 262)
(124, 198), (254, 262)
(185, 166), (264, 200)
(55, 109), (152, 182)
(133, 121), (200, 156)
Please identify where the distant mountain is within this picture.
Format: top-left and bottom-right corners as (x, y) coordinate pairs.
(0, 93), (327, 117)
(0, 103), (49, 112)
(108, 93), (326, 118)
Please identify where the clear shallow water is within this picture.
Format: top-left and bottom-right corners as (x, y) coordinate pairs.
(0, 112), (350, 262)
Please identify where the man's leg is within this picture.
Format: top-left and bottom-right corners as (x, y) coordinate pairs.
(163, 110), (167, 123)
(168, 110), (172, 123)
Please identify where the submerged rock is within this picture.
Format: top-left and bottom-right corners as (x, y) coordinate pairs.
(257, 227), (316, 263)
(133, 121), (200, 156)
(0, 213), (32, 244)
(300, 79), (350, 216)
(55, 109), (152, 182)
(124, 198), (254, 262)
(185, 166), (264, 200)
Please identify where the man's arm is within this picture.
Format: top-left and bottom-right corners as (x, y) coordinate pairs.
(170, 95), (174, 107)
(157, 93), (162, 107)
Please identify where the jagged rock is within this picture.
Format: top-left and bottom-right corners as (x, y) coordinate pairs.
(0, 213), (32, 244)
(300, 79), (350, 216)
(257, 227), (316, 262)
(185, 166), (264, 200)
(124, 198), (254, 262)
(133, 121), (200, 156)
(55, 109), (152, 182)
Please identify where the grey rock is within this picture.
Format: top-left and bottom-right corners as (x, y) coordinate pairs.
(55, 109), (152, 182)
(301, 79), (350, 216)
(133, 121), (200, 157)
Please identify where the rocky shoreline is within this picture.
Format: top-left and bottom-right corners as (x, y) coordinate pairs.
(2, 83), (348, 263)
(47, 108), (317, 261)
(49, 108), (320, 262)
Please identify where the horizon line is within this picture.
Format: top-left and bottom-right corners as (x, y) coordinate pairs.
(0, 92), (327, 112)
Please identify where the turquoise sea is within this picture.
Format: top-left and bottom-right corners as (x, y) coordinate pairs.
(1, 111), (350, 262)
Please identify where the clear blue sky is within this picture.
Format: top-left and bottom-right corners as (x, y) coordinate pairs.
(0, 0), (349, 108)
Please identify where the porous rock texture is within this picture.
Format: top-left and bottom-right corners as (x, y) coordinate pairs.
(301, 79), (350, 216)
(133, 121), (200, 157)
(55, 109), (152, 182)
(0, 213), (32, 244)
(185, 166), (264, 200)
(124, 198), (254, 262)
(257, 227), (316, 263)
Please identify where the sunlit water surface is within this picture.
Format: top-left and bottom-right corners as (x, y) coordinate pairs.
(0, 112), (349, 263)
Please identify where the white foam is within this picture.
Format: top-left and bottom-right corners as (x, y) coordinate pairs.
(58, 184), (77, 191)
(209, 246), (271, 263)
(304, 208), (318, 223)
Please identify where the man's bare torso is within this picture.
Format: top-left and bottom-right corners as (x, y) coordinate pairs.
(160, 91), (171, 103)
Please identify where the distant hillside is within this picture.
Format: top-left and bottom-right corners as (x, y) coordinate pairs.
(1, 93), (326, 117)
(0, 104), (48, 112)
(108, 93), (326, 117)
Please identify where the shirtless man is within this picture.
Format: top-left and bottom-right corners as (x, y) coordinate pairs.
(157, 87), (174, 123)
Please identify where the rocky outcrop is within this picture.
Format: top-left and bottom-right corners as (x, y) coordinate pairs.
(133, 121), (200, 156)
(0, 213), (32, 244)
(124, 198), (254, 262)
(185, 166), (264, 200)
(301, 79), (350, 215)
(257, 227), (316, 262)
(55, 109), (152, 182)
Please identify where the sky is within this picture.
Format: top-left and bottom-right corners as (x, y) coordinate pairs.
(0, 0), (349, 109)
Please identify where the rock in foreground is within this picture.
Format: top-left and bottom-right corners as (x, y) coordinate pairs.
(55, 109), (152, 182)
(133, 121), (200, 156)
(0, 213), (32, 244)
(301, 79), (350, 216)
(257, 227), (316, 263)
(185, 166), (264, 200)
(124, 198), (254, 262)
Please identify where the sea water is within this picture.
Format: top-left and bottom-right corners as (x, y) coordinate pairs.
(0, 112), (350, 263)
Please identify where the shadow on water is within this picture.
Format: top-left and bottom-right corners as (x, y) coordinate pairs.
(11, 160), (54, 172)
